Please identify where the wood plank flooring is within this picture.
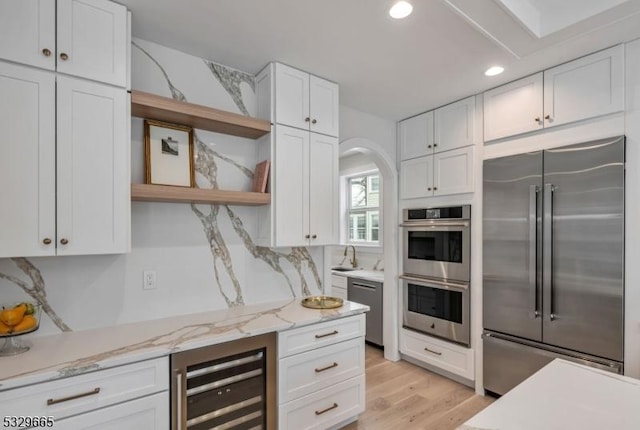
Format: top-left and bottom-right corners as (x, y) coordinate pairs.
(342, 345), (494, 430)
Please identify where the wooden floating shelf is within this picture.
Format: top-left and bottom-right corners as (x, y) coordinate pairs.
(131, 90), (271, 139)
(131, 184), (271, 206)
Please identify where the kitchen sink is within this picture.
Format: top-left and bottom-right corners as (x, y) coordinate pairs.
(331, 267), (357, 272)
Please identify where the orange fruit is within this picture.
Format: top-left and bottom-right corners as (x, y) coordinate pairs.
(13, 315), (37, 333)
(0, 320), (11, 335)
(0, 305), (26, 327)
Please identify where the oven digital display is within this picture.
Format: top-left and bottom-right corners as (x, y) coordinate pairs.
(426, 209), (440, 219)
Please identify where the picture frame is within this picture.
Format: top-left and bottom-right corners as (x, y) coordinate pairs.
(144, 119), (195, 187)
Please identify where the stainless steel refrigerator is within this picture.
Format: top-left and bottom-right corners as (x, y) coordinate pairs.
(482, 136), (625, 395)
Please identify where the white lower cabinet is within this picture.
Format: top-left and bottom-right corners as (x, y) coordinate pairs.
(52, 392), (168, 430)
(278, 315), (366, 430)
(331, 275), (348, 300)
(400, 328), (474, 380)
(400, 146), (474, 199)
(0, 357), (169, 428)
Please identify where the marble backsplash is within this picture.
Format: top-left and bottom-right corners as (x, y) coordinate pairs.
(330, 246), (384, 272)
(0, 39), (323, 337)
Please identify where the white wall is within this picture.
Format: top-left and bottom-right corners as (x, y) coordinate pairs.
(340, 105), (397, 166)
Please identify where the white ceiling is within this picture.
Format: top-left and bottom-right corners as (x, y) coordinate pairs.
(118, 0), (640, 120)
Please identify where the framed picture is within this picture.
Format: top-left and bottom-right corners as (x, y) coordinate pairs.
(144, 120), (195, 187)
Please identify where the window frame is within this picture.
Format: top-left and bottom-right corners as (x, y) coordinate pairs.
(344, 170), (382, 247)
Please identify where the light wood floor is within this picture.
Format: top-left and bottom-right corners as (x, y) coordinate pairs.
(342, 346), (494, 430)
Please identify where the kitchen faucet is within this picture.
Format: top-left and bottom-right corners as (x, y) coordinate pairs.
(344, 245), (357, 268)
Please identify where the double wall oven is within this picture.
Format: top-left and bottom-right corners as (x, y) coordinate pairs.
(401, 205), (471, 346)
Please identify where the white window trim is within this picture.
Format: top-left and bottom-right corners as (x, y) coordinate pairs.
(341, 169), (383, 249)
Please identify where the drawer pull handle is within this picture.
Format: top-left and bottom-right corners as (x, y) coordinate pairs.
(424, 347), (442, 356)
(315, 402), (338, 416)
(315, 330), (338, 339)
(47, 387), (100, 406)
(315, 362), (338, 373)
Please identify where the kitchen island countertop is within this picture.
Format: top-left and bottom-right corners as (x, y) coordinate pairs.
(460, 358), (640, 430)
(0, 298), (368, 391)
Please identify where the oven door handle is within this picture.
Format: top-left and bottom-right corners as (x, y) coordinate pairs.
(400, 221), (469, 228)
(400, 275), (469, 291)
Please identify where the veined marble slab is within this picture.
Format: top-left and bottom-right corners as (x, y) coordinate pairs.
(331, 269), (384, 283)
(0, 299), (368, 391)
(460, 359), (640, 430)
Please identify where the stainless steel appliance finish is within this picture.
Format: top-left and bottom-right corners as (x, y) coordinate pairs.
(483, 136), (625, 395)
(483, 331), (623, 395)
(348, 277), (383, 346)
(171, 333), (276, 430)
(402, 275), (470, 346)
(402, 205), (471, 282)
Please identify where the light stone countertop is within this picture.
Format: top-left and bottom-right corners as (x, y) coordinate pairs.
(460, 359), (640, 430)
(331, 268), (384, 283)
(0, 299), (369, 391)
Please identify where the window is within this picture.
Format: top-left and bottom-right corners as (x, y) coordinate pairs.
(347, 172), (380, 244)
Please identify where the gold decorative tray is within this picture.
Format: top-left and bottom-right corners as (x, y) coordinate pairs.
(301, 296), (344, 309)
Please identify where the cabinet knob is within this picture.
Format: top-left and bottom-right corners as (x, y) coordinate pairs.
(60, 52), (69, 61)
(433, 143), (438, 147)
(427, 187), (432, 191)
(427, 145), (432, 149)
(311, 119), (317, 124)
(312, 234), (317, 239)
(60, 238), (69, 245)
(43, 238), (52, 245)
(42, 48), (52, 57)
(433, 187), (438, 191)
(545, 115), (551, 120)
(305, 234), (311, 239)
(305, 117), (310, 122)
(535, 117), (541, 122)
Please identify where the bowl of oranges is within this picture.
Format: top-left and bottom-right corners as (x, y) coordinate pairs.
(0, 302), (41, 356)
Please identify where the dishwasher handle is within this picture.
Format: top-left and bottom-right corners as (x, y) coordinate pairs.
(350, 282), (377, 291)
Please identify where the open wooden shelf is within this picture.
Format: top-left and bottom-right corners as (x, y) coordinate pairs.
(131, 184), (271, 206)
(131, 90), (271, 139)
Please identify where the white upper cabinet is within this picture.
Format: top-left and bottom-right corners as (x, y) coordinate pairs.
(275, 64), (310, 131)
(309, 75), (339, 137)
(56, 76), (129, 255)
(483, 73), (544, 142)
(400, 156), (433, 200)
(0, 0), (56, 71)
(0, 0), (128, 88)
(543, 45), (624, 128)
(308, 133), (339, 246)
(261, 62), (339, 137)
(0, 62), (56, 258)
(57, 0), (128, 87)
(399, 111), (434, 161)
(484, 45), (624, 142)
(434, 96), (475, 153)
(433, 146), (474, 196)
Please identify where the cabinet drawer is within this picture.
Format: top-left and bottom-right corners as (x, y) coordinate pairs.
(400, 328), (474, 380)
(331, 274), (347, 289)
(0, 357), (168, 421)
(278, 314), (365, 358)
(52, 391), (168, 430)
(279, 337), (364, 403)
(278, 374), (365, 430)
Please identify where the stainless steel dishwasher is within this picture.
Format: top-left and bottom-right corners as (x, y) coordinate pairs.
(348, 277), (383, 346)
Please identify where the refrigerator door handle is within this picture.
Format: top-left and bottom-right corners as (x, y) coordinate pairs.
(529, 185), (540, 318)
(544, 183), (557, 321)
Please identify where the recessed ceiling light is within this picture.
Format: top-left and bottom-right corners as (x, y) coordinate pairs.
(389, 1), (413, 19)
(485, 66), (505, 76)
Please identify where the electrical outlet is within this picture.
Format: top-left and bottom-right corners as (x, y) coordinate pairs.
(143, 270), (157, 290)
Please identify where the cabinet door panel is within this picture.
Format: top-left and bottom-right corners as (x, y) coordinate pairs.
(434, 96), (475, 152)
(57, 0), (127, 87)
(399, 111), (433, 161)
(0, 0), (55, 70)
(433, 147), (474, 196)
(400, 156), (432, 200)
(483, 73), (543, 142)
(309, 133), (338, 245)
(0, 62), (55, 257)
(310, 75), (339, 137)
(274, 125), (309, 247)
(53, 392), (169, 430)
(56, 76), (129, 255)
(544, 45), (624, 128)
(275, 63), (310, 130)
